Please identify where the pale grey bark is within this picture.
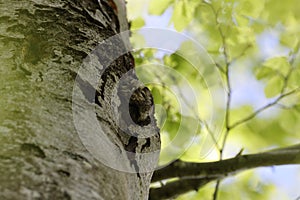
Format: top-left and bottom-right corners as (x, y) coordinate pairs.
(0, 0), (160, 199)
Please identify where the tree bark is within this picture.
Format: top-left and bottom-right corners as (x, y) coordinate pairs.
(0, 0), (160, 199)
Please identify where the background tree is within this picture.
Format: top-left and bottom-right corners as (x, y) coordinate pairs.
(126, 0), (300, 199)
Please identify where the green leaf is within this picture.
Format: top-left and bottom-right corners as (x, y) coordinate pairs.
(130, 17), (145, 29)
(149, 0), (174, 15)
(288, 68), (300, 89)
(154, 104), (167, 129)
(254, 57), (291, 82)
(235, 0), (265, 19)
(163, 117), (180, 140)
(126, 0), (149, 20)
(226, 26), (255, 58)
(171, 1), (187, 31)
(151, 86), (161, 103)
(263, 56), (291, 76)
(264, 76), (284, 98)
(261, 0), (299, 25)
(171, 0), (199, 31)
(280, 32), (299, 50)
(227, 26), (255, 44)
(254, 66), (274, 80)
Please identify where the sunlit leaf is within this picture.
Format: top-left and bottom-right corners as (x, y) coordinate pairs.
(288, 69), (300, 89)
(171, 0), (200, 31)
(226, 26), (255, 58)
(235, 0), (265, 19)
(280, 33), (299, 50)
(154, 104), (167, 129)
(149, 0), (174, 15)
(151, 86), (163, 104)
(261, 0), (300, 25)
(127, 0), (148, 20)
(263, 56), (291, 76)
(264, 76), (284, 98)
(254, 66), (274, 80)
(130, 17), (145, 29)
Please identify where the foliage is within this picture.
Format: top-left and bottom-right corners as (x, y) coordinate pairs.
(128, 0), (300, 199)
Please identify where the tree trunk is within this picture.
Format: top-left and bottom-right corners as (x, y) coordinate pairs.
(0, 0), (160, 199)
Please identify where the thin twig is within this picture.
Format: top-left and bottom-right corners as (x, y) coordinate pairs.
(213, 181), (221, 200)
(229, 87), (300, 129)
(204, 2), (233, 200)
(228, 50), (299, 130)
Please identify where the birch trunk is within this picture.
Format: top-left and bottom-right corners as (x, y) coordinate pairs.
(0, 0), (160, 199)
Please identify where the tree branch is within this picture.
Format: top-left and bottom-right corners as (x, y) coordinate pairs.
(152, 143), (300, 183)
(150, 144), (300, 199)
